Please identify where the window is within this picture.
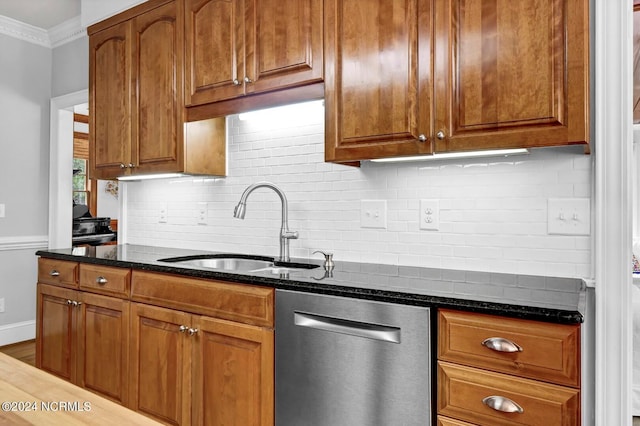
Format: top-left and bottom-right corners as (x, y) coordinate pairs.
(73, 158), (90, 206)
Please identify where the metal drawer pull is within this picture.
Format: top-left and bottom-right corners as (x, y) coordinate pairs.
(179, 325), (189, 333)
(482, 337), (523, 353)
(95, 276), (108, 285)
(188, 328), (198, 336)
(294, 312), (401, 343)
(49, 270), (60, 277)
(66, 300), (73, 305)
(482, 395), (524, 413)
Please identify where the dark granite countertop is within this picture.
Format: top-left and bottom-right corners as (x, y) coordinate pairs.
(36, 244), (588, 324)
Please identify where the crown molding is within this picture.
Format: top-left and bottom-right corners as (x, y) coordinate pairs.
(0, 14), (85, 49)
(50, 16), (86, 48)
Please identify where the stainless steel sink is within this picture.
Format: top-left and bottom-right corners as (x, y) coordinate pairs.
(158, 254), (319, 274)
(176, 258), (273, 272)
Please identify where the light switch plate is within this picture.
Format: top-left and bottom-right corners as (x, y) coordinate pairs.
(361, 200), (387, 229)
(419, 199), (439, 230)
(547, 198), (590, 235)
(0, 204), (5, 218)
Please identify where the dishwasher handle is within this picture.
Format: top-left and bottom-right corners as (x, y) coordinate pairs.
(294, 311), (401, 343)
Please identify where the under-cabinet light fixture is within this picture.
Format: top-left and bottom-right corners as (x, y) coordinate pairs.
(117, 173), (185, 181)
(369, 148), (529, 163)
(238, 100), (324, 126)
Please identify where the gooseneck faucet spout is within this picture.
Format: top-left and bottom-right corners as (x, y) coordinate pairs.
(233, 182), (298, 262)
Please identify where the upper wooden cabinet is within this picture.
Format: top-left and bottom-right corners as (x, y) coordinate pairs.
(325, 0), (590, 163)
(184, 0), (324, 113)
(89, 0), (226, 180)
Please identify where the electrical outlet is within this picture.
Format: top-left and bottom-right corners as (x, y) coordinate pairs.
(159, 203), (168, 224)
(0, 298), (5, 313)
(196, 202), (208, 225)
(547, 198), (590, 235)
(361, 200), (387, 229)
(0, 204), (5, 218)
(419, 199), (440, 231)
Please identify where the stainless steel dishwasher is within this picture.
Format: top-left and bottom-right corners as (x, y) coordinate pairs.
(275, 289), (432, 426)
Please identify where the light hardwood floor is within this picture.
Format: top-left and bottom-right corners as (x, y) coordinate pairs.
(0, 339), (35, 366)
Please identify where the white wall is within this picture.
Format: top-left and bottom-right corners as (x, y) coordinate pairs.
(0, 32), (51, 340)
(125, 104), (592, 279)
(52, 35), (88, 98)
(80, 0), (146, 28)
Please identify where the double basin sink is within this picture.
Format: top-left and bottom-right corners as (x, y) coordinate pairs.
(159, 254), (319, 275)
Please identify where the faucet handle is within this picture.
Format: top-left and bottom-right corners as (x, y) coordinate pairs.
(313, 250), (334, 270)
(283, 231), (299, 239)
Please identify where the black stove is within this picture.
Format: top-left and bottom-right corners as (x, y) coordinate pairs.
(72, 205), (117, 246)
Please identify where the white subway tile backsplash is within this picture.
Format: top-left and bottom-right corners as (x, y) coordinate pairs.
(124, 108), (593, 279)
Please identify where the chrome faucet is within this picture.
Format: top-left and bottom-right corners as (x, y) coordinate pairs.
(233, 182), (299, 262)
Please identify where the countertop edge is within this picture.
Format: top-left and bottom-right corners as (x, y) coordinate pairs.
(36, 250), (585, 325)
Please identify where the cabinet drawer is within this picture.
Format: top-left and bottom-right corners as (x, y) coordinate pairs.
(79, 264), (131, 297)
(438, 416), (476, 426)
(438, 309), (580, 387)
(38, 258), (78, 288)
(438, 361), (580, 426)
(131, 271), (274, 327)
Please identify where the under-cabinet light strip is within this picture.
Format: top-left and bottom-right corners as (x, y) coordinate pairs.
(369, 148), (529, 163)
(117, 173), (185, 181)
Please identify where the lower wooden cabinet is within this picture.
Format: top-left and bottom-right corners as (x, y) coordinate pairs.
(437, 309), (581, 426)
(130, 302), (274, 426)
(36, 283), (130, 405)
(36, 261), (275, 426)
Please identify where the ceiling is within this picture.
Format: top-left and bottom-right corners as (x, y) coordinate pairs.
(0, 0), (80, 30)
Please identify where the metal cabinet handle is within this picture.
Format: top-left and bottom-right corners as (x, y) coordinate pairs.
(436, 130), (445, 140)
(244, 76), (253, 83)
(66, 300), (73, 305)
(418, 134), (427, 142)
(49, 270), (60, 277)
(96, 276), (108, 285)
(188, 328), (199, 336)
(294, 312), (400, 343)
(481, 337), (523, 353)
(482, 395), (524, 413)
(127, 163), (135, 168)
(120, 163), (126, 169)
(233, 79), (241, 85)
(179, 325), (189, 333)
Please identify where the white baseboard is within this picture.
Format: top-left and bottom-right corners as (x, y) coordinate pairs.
(0, 320), (35, 346)
(635, 384), (640, 416)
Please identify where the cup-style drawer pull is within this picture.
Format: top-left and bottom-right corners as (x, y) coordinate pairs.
(482, 395), (524, 413)
(481, 337), (523, 353)
(95, 276), (108, 285)
(49, 270), (60, 277)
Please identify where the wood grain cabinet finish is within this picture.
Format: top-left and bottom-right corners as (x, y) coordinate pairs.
(325, 0), (590, 163)
(79, 263), (132, 298)
(438, 362), (580, 426)
(439, 309), (580, 387)
(437, 309), (581, 426)
(37, 258), (78, 288)
(89, 0), (226, 180)
(184, 0), (323, 108)
(130, 302), (274, 426)
(36, 283), (130, 406)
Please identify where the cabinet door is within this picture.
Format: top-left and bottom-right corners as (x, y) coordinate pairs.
(245, 0), (323, 95)
(77, 292), (130, 405)
(191, 316), (274, 426)
(324, 0), (432, 162)
(185, 0), (245, 105)
(434, 0), (589, 152)
(36, 284), (78, 383)
(89, 21), (132, 179)
(130, 303), (192, 425)
(132, 1), (184, 174)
